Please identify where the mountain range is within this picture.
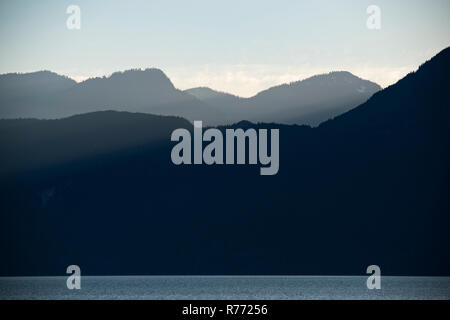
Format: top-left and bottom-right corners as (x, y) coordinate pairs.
(0, 47), (448, 276)
(186, 71), (380, 125)
(0, 69), (380, 126)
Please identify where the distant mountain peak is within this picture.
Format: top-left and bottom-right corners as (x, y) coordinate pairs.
(80, 68), (175, 89)
(0, 70), (75, 82)
(294, 71), (378, 86)
(253, 71), (381, 98)
(0, 70), (77, 99)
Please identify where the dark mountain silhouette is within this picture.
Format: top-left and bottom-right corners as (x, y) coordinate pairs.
(0, 111), (191, 176)
(0, 69), (379, 126)
(0, 47), (449, 276)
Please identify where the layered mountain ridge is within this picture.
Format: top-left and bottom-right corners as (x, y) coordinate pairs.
(0, 47), (449, 276)
(0, 69), (380, 126)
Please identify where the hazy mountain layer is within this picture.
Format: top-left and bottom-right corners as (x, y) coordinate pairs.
(186, 71), (381, 126)
(0, 69), (380, 126)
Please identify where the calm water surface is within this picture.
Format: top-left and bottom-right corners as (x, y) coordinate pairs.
(1, 276), (449, 300)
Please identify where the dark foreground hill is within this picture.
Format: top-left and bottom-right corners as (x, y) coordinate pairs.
(0, 48), (449, 276)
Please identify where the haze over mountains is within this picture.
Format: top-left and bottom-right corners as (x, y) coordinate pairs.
(186, 71), (381, 125)
(0, 47), (449, 276)
(0, 69), (380, 126)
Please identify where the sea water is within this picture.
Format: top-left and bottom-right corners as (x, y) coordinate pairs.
(1, 276), (449, 300)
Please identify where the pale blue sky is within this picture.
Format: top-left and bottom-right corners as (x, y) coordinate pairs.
(0, 0), (449, 96)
